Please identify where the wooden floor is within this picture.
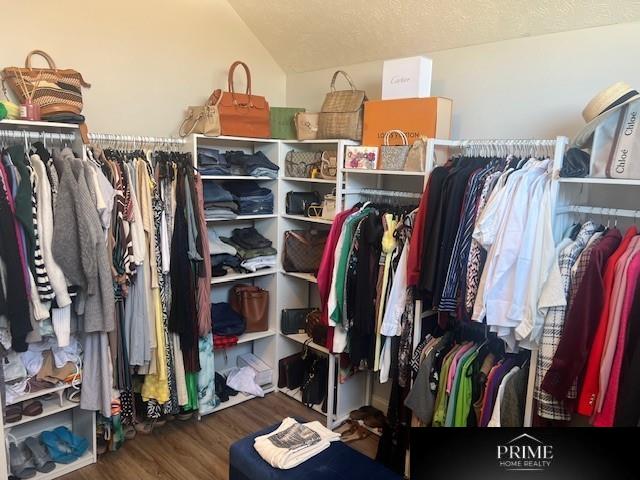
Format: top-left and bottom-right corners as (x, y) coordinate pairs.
(61, 393), (378, 480)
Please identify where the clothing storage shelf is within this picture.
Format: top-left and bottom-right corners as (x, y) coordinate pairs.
(281, 272), (318, 283)
(343, 168), (425, 176)
(193, 134), (280, 144)
(281, 214), (333, 225)
(200, 175), (275, 181)
(558, 177), (640, 186)
(279, 387), (326, 415)
(282, 333), (329, 354)
(210, 268), (278, 285)
(206, 214), (277, 222)
(5, 398), (78, 428)
(281, 176), (338, 184)
(237, 330), (277, 344)
(0, 119), (79, 130)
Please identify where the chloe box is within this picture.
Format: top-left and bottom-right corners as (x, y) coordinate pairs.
(381, 56), (432, 100)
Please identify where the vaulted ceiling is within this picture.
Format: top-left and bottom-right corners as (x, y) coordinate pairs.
(227, 0), (640, 72)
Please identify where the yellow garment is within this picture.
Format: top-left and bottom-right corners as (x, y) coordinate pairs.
(141, 289), (169, 403)
(374, 214), (397, 371)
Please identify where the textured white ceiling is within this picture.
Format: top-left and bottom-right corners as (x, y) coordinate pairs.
(227, 0), (640, 72)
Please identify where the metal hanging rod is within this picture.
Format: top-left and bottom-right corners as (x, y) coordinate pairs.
(344, 188), (421, 199)
(431, 138), (559, 147)
(88, 133), (187, 147)
(557, 205), (640, 219)
(0, 130), (75, 142)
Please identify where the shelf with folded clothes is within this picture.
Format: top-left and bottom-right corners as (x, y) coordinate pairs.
(210, 268), (278, 285)
(203, 179), (276, 221)
(281, 214), (333, 225)
(193, 134), (280, 144)
(281, 271), (318, 283)
(278, 386), (326, 416)
(195, 145), (280, 179)
(213, 330), (277, 350)
(201, 175), (276, 181)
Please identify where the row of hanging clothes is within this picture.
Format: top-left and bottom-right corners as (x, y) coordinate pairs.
(534, 214), (640, 427)
(317, 190), (420, 384)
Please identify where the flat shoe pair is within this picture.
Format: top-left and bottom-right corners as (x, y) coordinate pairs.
(10, 437), (55, 478)
(6, 400), (43, 424)
(40, 426), (88, 464)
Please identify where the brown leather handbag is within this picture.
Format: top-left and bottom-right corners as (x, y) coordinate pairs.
(305, 310), (328, 346)
(282, 230), (328, 273)
(229, 284), (269, 333)
(216, 61), (270, 138)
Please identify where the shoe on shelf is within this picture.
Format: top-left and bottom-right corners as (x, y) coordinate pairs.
(40, 431), (77, 464)
(6, 404), (23, 424)
(51, 426), (88, 458)
(22, 400), (43, 417)
(9, 442), (37, 479)
(23, 437), (55, 473)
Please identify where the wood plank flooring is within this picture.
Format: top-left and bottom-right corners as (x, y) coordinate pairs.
(61, 393), (378, 480)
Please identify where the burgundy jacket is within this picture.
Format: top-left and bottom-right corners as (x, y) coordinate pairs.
(541, 228), (622, 401)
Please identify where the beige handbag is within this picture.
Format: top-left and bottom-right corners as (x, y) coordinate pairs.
(179, 91), (222, 137)
(307, 190), (337, 221)
(380, 130), (411, 170)
(318, 71), (367, 141)
(319, 151), (337, 180)
(295, 112), (319, 140)
(404, 136), (427, 172)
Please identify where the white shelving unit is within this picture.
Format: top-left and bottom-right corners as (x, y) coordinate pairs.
(191, 135), (280, 417)
(0, 121), (96, 480)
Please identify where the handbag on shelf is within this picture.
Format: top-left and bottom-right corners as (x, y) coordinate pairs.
(229, 284), (269, 333)
(284, 151), (323, 178)
(295, 112), (319, 140)
(270, 107), (305, 139)
(380, 129), (411, 170)
(2, 50), (91, 117)
(179, 90), (222, 137)
(216, 61), (270, 138)
(306, 190), (337, 221)
(404, 136), (427, 172)
(318, 70), (367, 141)
(319, 151), (337, 180)
(302, 352), (328, 408)
(282, 229), (328, 273)
(278, 352), (305, 390)
(285, 191), (321, 215)
(305, 310), (328, 346)
(281, 308), (319, 335)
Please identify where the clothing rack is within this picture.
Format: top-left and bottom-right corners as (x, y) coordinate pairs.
(557, 205), (640, 219)
(87, 133), (187, 148)
(415, 136), (569, 430)
(0, 129), (76, 142)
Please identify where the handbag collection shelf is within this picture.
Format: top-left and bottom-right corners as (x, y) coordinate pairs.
(281, 176), (338, 184)
(200, 175), (275, 181)
(278, 387), (326, 416)
(343, 168), (426, 176)
(281, 271), (318, 283)
(281, 332), (329, 355)
(281, 214), (333, 225)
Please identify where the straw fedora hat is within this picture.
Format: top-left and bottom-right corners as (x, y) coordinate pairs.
(573, 82), (640, 147)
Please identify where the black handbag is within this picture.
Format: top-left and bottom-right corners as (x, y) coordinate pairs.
(302, 352), (328, 408)
(281, 308), (318, 335)
(278, 352), (305, 390)
(285, 191), (321, 215)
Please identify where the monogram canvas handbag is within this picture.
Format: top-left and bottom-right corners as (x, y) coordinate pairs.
(282, 230), (328, 273)
(380, 130), (411, 170)
(318, 71), (367, 141)
(285, 151), (323, 178)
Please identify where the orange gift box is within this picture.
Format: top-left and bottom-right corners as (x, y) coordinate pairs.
(362, 97), (452, 146)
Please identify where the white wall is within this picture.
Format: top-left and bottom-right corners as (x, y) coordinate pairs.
(287, 22), (640, 141)
(0, 0), (286, 136)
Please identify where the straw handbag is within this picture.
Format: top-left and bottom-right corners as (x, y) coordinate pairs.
(2, 50), (90, 117)
(317, 71), (367, 141)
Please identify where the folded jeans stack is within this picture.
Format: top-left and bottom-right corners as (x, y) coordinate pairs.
(221, 227), (277, 272)
(225, 150), (279, 178)
(203, 182), (239, 220)
(223, 180), (274, 215)
(197, 148), (233, 176)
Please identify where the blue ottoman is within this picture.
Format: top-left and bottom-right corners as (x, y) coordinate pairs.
(229, 421), (401, 480)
